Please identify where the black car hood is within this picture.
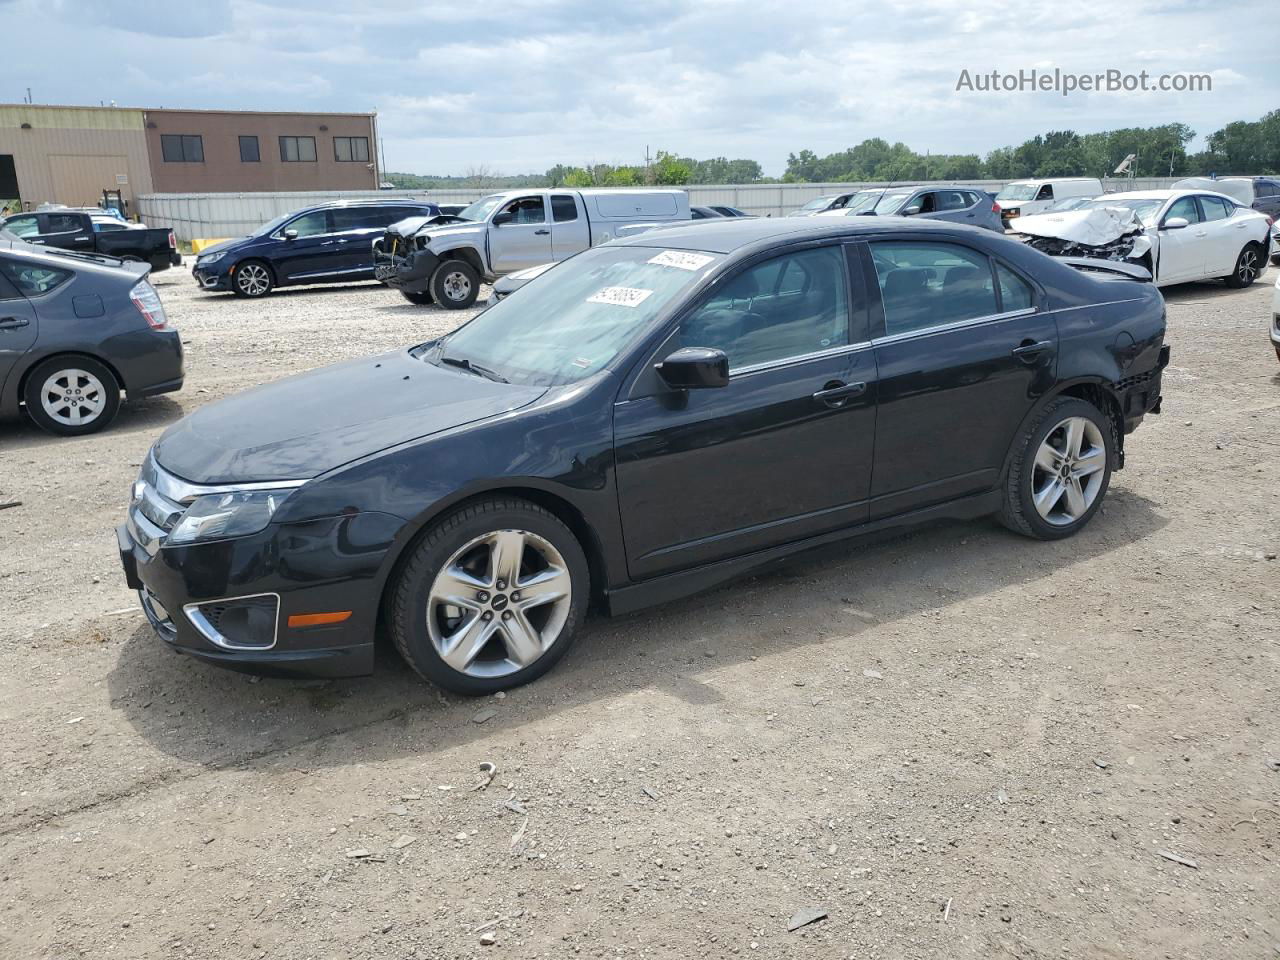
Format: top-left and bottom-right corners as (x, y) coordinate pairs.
(154, 349), (545, 484)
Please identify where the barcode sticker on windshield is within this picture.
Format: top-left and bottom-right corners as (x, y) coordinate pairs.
(587, 286), (654, 308)
(648, 250), (715, 272)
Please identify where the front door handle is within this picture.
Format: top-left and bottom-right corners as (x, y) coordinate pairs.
(812, 380), (866, 407)
(0, 316), (30, 330)
(1011, 339), (1053, 362)
(534, 229), (550, 235)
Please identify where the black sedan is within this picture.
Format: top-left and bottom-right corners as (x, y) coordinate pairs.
(0, 230), (183, 435)
(119, 218), (1168, 693)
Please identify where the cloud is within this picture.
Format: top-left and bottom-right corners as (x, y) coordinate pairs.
(2, 0), (1274, 176)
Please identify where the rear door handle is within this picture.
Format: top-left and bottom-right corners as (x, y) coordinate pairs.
(0, 316), (30, 330)
(1011, 339), (1053, 362)
(534, 229), (550, 235)
(812, 380), (866, 407)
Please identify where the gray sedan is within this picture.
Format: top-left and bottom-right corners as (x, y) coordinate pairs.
(861, 187), (1004, 232)
(0, 229), (184, 435)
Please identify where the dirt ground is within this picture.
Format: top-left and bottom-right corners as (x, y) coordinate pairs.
(1, 262), (1277, 960)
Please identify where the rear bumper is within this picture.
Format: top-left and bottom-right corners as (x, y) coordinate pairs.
(1118, 343), (1170, 433)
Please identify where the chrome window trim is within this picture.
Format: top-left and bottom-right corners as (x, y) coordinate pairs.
(873, 307), (1038, 347)
(149, 455), (309, 505)
(729, 339), (873, 378)
(183, 592), (282, 652)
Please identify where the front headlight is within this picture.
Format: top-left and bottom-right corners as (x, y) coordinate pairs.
(168, 489), (292, 545)
(198, 251), (226, 266)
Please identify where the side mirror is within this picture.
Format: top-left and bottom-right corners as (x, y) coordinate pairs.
(901, 204), (922, 216)
(1161, 216), (1189, 230)
(492, 212), (512, 227)
(655, 346), (729, 390)
(283, 228), (298, 240)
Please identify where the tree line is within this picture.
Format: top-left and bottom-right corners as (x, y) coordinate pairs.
(385, 107), (1279, 189)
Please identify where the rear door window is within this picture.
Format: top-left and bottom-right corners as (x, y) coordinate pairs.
(551, 195), (579, 222)
(45, 214), (83, 234)
(0, 257), (73, 296)
(1198, 196), (1231, 221)
(870, 242), (997, 336)
(995, 262), (1034, 311)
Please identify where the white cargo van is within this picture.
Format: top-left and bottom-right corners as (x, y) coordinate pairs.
(996, 178), (1103, 225)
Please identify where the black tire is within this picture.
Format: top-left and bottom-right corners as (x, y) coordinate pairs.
(429, 259), (480, 309)
(400, 289), (434, 306)
(389, 497), (590, 695)
(1223, 243), (1263, 288)
(22, 355), (121, 436)
(232, 259), (274, 298)
(999, 396), (1114, 540)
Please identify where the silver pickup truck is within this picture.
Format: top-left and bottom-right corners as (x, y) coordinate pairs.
(373, 188), (691, 308)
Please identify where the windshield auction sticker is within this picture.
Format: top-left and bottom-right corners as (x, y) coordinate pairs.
(587, 286), (654, 308)
(648, 250), (715, 271)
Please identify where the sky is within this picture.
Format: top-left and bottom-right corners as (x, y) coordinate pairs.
(1, 0), (1274, 177)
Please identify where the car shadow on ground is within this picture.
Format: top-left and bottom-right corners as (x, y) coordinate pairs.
(106, 486), (1167, 772)
(0, 396), (185, 450)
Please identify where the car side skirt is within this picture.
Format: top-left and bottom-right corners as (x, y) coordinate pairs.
(603, 488), (1003, 616)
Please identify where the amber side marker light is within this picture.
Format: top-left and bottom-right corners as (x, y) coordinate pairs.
(288, 611), (353, 628)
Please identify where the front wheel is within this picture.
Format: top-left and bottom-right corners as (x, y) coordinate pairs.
(1223, 243), (1262, 288)
(232, 260), (274, 298)
(23, 355), (121, 436)
(429, 260), (480, 309)
(400, 290), (434, 306)
(389, 498), (589, 694)
(999, 397), (1114, 540)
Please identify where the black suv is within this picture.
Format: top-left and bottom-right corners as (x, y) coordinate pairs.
(120, 218), (1167, 692)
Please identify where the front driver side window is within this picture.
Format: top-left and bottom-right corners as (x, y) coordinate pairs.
(1164, 196), (1202, 225)
(502, 197), (546, 224)
(5, 215), (40, 237)
(287, 211), (330, 237)
(679, 246), (849, 370)
(1036, 184), (1054, 201)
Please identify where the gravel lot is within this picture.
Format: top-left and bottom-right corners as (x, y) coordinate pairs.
(1, 262), (1278, 959)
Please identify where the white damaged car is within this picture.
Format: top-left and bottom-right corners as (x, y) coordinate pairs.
(1011, 189), (1272, 288)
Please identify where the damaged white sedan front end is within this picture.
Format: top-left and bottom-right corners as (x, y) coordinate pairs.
(1011, 206), (1153, 268)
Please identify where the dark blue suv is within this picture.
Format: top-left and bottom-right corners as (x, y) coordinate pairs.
(192, 200), (440, 297)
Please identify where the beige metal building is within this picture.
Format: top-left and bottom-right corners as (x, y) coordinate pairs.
(0, 104), (379, 215)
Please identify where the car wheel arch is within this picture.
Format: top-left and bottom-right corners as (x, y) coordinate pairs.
(1000, 378), (1125, 482)
(438, 247), (484, 279)
(374, 483), (613, 619)
(17, 350), (127, 403)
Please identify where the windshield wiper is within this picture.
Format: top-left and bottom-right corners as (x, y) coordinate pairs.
(439, 355), (509, 383)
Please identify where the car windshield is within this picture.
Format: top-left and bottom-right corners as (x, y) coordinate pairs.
(800, 196), (834, 211)
(996, 183), (1038, 202)
(1080, 197), (1164, 224)
(428, 245), (723, 387)
(873, 192), (913, 214)
(845, 191), (880, 213)
(255, 213), (294, 236)
(457, 195), (505, 221)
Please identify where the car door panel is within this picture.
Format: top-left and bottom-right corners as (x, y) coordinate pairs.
(272, 210), (337, 281)
(1155, 197), (1205, 283)
(549, 195), (589, 260)
(489, 196), (553, 273)
(863, 241), (1057, 519)
(613, 242), (876, 580)
(0, 273), (38, 397)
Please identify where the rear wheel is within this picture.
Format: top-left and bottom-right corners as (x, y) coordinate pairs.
(1223, 243), (1262, 288)
(390, 498), (589, 694)
(429, 259), (480, 309)
(400, 290), (434, 306)
(23, 355), (121, 436)
(1000, 396), (1113, 540)
(232, 260), (274, 298)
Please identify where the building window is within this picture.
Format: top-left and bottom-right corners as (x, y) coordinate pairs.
(160, 134), (204, 163)
(279, 136), (317, 162)
(239, 136), (260, 163)
(333, 136), (370, 162)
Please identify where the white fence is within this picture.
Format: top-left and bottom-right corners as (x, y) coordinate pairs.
(139, 179), (1190, 243)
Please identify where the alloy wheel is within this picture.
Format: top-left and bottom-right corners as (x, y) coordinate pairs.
(1031, 416), (1107, 526)
(40, 368), (106, 427)
(1238, 249), (1259, 285)
(441, 269), (472, 303)
(426, 529), (573, 679)
(236, 263), (271, 296)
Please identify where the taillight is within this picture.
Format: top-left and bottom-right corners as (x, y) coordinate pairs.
(168, 230), (176, 249)
(130, 280), (169, 330)
(992, 201), (1001, 214)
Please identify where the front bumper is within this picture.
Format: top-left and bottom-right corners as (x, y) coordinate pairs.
(192, 262), (233, 291)
(116, 503), (401, 678)
(374, 238), (439, 294)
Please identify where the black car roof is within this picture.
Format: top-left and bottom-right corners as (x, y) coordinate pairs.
(613, 215), (991, 255)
